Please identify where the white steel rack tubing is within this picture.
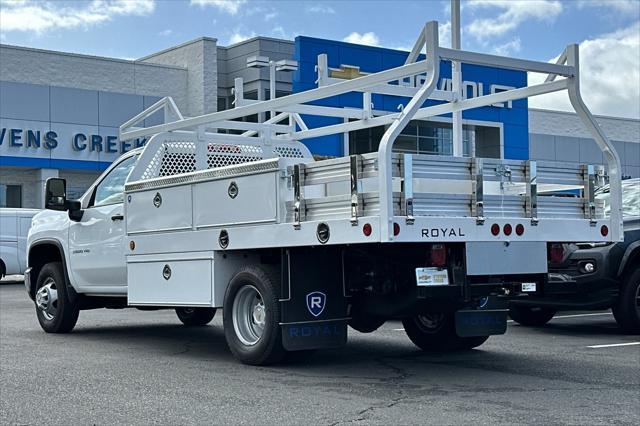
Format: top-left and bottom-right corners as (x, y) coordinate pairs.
(120, 20), (622, 242)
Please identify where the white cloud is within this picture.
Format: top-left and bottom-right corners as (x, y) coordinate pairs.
(439, 21), (452, 48)
(264, 11), (278, 21)
(0, 0), (155, 34)
(307, 5), (335, 14)
(157, 29), (173, 37)
(343, 32), (379, 46)
(228, 30), (256, 45)
(465, 0), (563, 40)
(271, 25), (287, 39)
(529, 23), (640, 119)
(577, 0), (640, 13)
(190, 0), (246, 15)
(492, 37), (521, 56)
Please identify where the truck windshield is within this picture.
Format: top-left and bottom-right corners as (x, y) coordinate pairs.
(596, 179), (640, 219)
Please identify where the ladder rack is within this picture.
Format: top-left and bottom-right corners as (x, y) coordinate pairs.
(120, 21), (623, 242)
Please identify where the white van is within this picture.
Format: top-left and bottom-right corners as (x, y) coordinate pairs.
(1, 208), (40, 277)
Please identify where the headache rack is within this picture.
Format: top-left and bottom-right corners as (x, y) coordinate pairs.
(120, 21), (623, 243)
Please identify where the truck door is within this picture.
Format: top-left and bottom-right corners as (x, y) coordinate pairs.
(69, 155), (137, 289)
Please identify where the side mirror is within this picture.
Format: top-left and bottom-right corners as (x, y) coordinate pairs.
(45, 178), (67, 211)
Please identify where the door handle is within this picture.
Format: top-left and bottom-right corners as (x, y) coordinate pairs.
(111, 214), (124, 221)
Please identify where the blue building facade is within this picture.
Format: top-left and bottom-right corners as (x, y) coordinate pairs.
(292, 36), (529, 159)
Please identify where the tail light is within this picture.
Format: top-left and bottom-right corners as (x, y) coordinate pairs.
(491, 223), (500, 236)
(393, 222), (401, 236)
(503, 224), (513, 236)
(362, 223), (372, 237)
(600, 225), (609, 237)
(515, 224), (525, 236)
(549, 243), (565, 264)
(431, 244), (447, 267)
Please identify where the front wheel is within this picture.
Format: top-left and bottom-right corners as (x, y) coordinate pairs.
(508, 306), (556, 326)
(402, 312), (489, 351)
(223, 265), (285, 365)
(612, 267), (640, 333)
(35, 262), (79, 333)
(175, 307), (216, 326)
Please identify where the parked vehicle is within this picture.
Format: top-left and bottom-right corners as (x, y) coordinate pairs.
(1, 208), (40, 277)
(510, 178), (640, 332)
(24, 21), (624, 364)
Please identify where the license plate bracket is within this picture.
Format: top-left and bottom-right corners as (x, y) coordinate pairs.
(415, 267), (449, 286)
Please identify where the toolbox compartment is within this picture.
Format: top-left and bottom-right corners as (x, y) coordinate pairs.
(127, 251), (213, 306)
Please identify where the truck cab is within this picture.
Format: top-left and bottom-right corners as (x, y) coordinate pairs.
(25, 150), (139, 303)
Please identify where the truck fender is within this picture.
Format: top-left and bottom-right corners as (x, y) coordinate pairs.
(617, 241), (640, 278)
(28, 239), (78, 304)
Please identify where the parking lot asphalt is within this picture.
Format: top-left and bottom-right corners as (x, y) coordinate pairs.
(1, 281), (639, 425)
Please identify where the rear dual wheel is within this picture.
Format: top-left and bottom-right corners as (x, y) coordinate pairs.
(508, 306), (556, 327)
(223, 265), (286, 365)
(402, 312), (489, 351)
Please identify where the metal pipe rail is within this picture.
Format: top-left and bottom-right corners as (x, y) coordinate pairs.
(120, 20), (623, 242)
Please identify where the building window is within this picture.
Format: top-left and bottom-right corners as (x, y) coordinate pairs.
(395, 121), (473, 156)
(0, 184), (22, 208)
(67, 187), (87, 201)
(349, 120), (499, 158)
(264, 89), (291, 99)
(218, 97), (228, 111)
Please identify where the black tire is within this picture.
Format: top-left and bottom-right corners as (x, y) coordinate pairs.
(175, 307), (216, 326)
(0, 260), (5, 278)
(612, 267), (640, 333)
(34, 262), (79, 333)
(402, 312), (489, 351)
(348, 314), (386, 333)
(509, 306), (556, 326)
(223, 265), (285, 365)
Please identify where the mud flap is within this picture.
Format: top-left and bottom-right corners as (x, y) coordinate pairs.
(280, 247), (348, 351)
(455, 309), (508, 337)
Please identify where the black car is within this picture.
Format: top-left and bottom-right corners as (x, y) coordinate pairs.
(509, 178), (640, 332)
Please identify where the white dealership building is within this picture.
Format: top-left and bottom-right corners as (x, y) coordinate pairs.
(1, 36), (638, 208)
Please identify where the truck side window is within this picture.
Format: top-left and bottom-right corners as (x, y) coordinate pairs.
(92, 155), (137, 207)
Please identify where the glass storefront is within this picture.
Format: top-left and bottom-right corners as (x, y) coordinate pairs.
(349, 120), (500, 158)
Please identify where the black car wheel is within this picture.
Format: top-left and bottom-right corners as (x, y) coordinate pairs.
(223, 265), (285, 365)
(348, 313), (386, 333)
(175, 307), (216, 326)
(35, 262), (79, 333)
(612, 266), (640, 333)
(402, 312), (489, 351)
(508, 306), (556, 326)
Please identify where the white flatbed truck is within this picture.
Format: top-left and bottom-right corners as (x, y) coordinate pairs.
(25, 22), (623, 365)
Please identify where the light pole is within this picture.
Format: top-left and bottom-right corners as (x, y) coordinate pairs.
(246, 56), (298, 120)
(451, 0), (464, 157)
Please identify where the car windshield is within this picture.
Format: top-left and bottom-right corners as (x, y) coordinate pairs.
(596, 179), (640, 219)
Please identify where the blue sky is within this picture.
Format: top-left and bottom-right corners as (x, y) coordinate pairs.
(1, 0), (639, 118)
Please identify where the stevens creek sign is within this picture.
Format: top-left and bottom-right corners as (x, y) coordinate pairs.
(0, 127), (146, 155)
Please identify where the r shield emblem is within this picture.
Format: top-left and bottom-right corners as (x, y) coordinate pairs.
(306, 291), (326, 317)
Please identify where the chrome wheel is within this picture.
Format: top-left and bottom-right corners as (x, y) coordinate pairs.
(35, 278), (59, 321)
(416, 313), (446, 333)
(232, 285), (266, 346)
